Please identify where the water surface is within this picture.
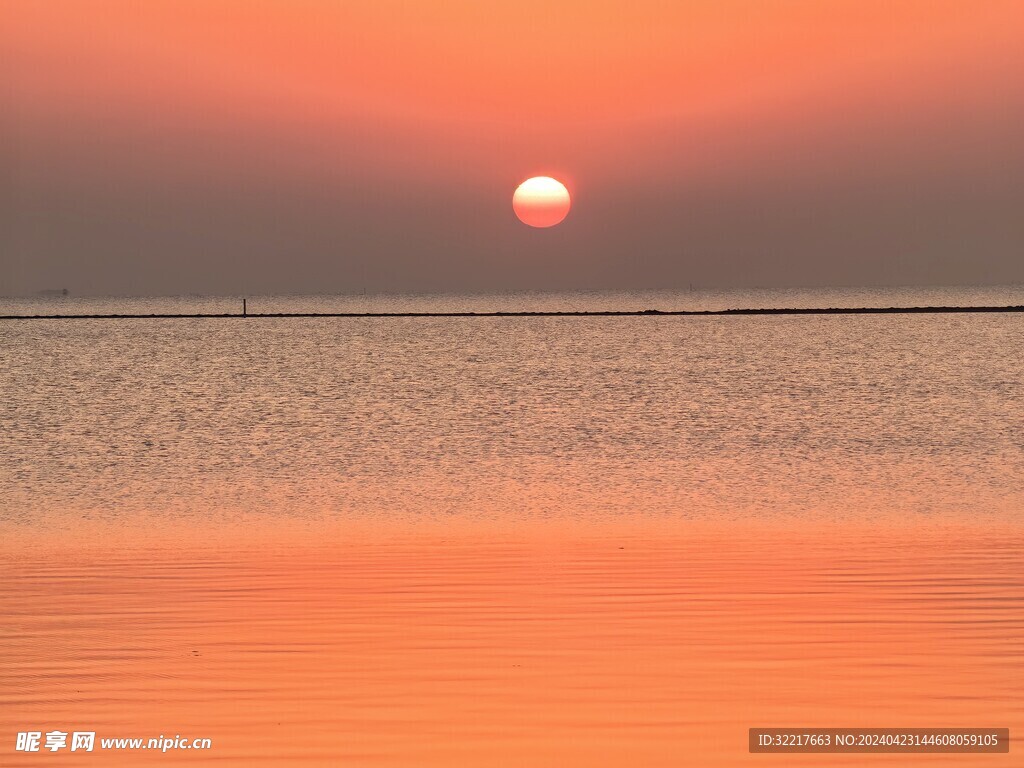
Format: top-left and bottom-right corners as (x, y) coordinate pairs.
(1, 288), (1022, 764)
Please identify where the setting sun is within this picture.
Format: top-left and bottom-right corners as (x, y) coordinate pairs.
(513, 176), (571, 228)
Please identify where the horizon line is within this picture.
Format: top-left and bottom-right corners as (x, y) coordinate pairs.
(3, 306), (1024, 321)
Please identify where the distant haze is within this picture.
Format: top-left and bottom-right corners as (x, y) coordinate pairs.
(2, 1), (1023, 296)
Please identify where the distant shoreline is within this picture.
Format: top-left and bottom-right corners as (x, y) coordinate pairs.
(2, 306), (1023, 320)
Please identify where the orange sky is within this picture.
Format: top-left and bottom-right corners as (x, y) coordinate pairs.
(3, 0), (1024, 293)
(7, 1), (1024, 172)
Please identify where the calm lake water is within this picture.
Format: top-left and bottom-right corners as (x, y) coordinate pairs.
(2, 287), (1023, 765)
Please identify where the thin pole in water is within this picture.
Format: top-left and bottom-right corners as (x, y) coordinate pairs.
(243, 298), (247, 317)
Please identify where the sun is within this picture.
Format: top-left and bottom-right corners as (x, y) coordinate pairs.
(513, 176), (571, 228)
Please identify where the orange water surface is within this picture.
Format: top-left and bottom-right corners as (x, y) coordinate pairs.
(2, 517), (1021, 766)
